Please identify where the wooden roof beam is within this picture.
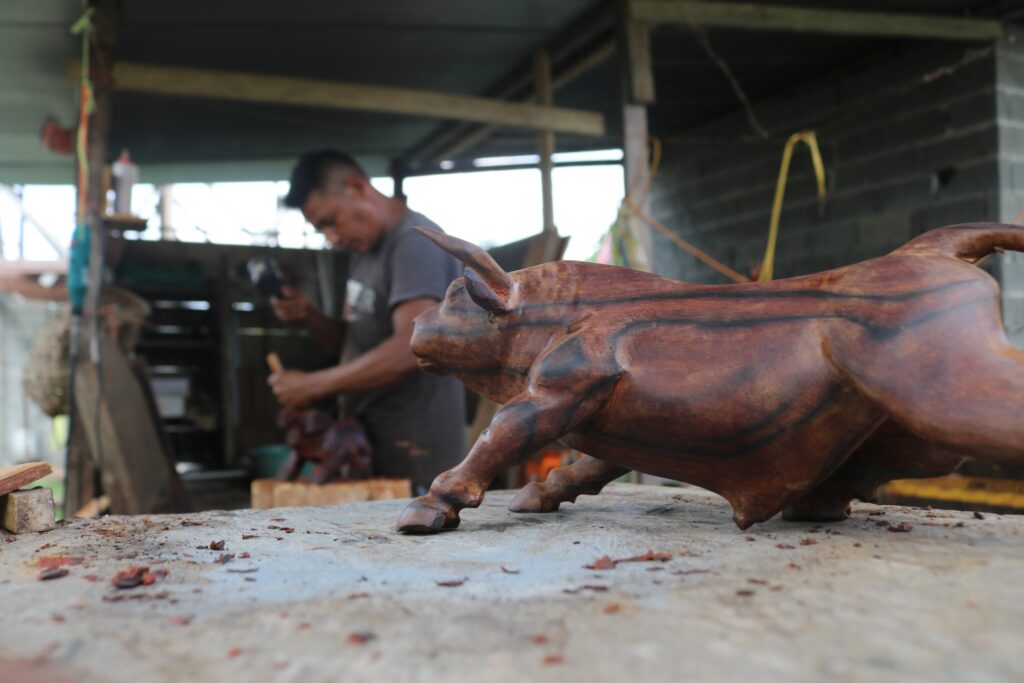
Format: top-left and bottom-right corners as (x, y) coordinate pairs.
(630, 1), (1004, 41)
(67, 61), (606, 137)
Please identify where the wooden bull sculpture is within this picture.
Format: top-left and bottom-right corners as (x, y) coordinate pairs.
(396, 224), (1024, 534)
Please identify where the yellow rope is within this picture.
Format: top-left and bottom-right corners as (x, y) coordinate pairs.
(758, 130), (827, 282)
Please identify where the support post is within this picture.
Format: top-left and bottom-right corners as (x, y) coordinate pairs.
(390, 160), (407, 203)
(68, 0), (118, 515)
(158, 185), (175, 240)
(534, 49), (556, 235)
(82, 1), (117, 319)
(618, 2), (655, 272)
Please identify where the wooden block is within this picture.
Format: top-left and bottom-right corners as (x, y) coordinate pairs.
(369, 479), (412, 500)
(272, 482), (312, 508)
(252, 478), (412, 509)
(2, 487), (56, 534)
(0, 462), (53, 498)
(251, 479), (277, 509)
(308, 482), (372, 506)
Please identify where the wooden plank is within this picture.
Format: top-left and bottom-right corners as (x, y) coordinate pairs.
(426, 39), (616, 165)
(0, 463), (53, 498)
(0, 261), (67, 277)
(306, 482), (372, 507)
(368, 479), (412, 501)
(66, 61), (606, 137)
(63, 407), (97, 516)
(74, 332), (187, 515)
(252, 479), (411, 509)
(631, 0), (1004, 41)
(0, 276), (67, 301)
(401, 2), (616, 166)
(2, 488), (55, 534)
(73, 495), (110, 519)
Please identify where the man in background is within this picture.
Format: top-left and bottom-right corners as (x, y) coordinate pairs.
(269, 149), (465, 494)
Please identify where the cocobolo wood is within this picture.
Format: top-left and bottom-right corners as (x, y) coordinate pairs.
(397, 224), (1024, 533)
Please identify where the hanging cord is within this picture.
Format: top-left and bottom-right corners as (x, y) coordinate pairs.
(615, 136), (750, 282)
(71, 8), (95, 234)
(612, 132), (827, 285)
(675, 0), (771, 141)
(758, 131), (827, 282)
(627, 198), (751, 283)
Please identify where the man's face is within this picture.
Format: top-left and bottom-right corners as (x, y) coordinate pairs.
(301, 180), (379, 253)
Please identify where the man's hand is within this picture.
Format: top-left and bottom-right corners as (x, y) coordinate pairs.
(268, 369), (323, 408)
(271, 285), (311, 323)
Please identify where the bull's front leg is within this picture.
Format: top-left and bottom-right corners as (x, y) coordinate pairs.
(396, 388), (582, 533)
(397, 328), (620, 534)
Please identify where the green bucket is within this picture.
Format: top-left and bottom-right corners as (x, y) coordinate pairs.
(247, 445), (312, 479)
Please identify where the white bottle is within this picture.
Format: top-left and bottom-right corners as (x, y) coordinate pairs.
(111, 149), (139, 215)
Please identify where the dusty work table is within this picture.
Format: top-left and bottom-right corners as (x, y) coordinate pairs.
(0, 484), (1021, 683)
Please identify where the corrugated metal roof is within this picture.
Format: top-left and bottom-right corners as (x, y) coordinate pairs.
(0, 0), (1014, 184)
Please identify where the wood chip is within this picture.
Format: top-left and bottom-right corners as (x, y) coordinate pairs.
(435, 578), (466, 587)
(38, 556), (83, 569)
(346, 631), (376, 645)
(38, 567), (68, 581)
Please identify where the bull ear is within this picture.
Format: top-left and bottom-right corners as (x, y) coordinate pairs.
(464, 267), (512, 313)
(414, 227), (513, 310)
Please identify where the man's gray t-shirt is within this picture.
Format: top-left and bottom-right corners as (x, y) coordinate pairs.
(341, 209), (466, 493)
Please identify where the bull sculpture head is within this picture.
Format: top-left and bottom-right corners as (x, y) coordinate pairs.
(409, 228), (519, 377)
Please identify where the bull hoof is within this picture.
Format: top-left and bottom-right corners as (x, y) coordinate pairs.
(396, 495), (461, 534)
(508, 482), (563, 513)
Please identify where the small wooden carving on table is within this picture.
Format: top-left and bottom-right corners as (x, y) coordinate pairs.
(275, 408), (372, 484)
(396, 224), (1024, 533)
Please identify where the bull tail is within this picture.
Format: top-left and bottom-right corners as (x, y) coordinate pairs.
(894, 223), (1024, 263)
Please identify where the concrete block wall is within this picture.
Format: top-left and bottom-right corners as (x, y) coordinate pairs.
(648, 36), (1024, 348)
(995, 30), (1024, 347)
(649, 42), (1001, 285)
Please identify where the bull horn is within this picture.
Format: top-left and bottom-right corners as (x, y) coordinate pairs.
(414, 227), (513, 312)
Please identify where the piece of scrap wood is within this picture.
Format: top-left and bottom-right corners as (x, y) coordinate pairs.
(73, 495), (110, 519)
(3, 487), (56, 534)
(0, 462), (53, 497)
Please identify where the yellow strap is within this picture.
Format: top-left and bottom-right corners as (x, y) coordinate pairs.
(758, 131), (827, 282)
(882, 476), (1024, 510)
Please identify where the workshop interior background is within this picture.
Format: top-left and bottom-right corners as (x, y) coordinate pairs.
(1, 0), (1023, 517)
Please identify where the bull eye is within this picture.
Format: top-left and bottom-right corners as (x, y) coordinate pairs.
(487, 311), (496, 324)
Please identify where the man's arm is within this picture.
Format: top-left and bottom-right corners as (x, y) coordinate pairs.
(271, 285), (345, 354)
(268, 297), (435, 407)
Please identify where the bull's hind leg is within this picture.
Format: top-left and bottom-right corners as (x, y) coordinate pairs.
(831, 290), (1024, 465)
(508, 455), (628, 513)
(783, 420), (965, 522)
